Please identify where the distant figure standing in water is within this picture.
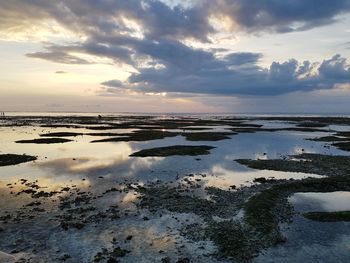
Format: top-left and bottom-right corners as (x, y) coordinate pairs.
(98, 114), (102, 119)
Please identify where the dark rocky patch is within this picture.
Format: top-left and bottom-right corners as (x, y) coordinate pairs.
(138, 154), (350, 261)
(40, 132), (83, 137)
(236, 153), (350, 176)
(234, 154), (350, 259)
(231, 127), (330, 134)
(332, 141), (350, 152)
(182, 132), (236, 141)
(253, 177), (277, 184)
(256, 116), (350, 126)
(0, 154), (37, 166)
(130, 145), (215, 157)
(303, 211), (350, 222)
(307, 136), (347, 142)
(91, 130), (177, 143)
(93, 247), (130, 262)
(138, 181), (270, 261)
(16, 138), (73, 144)
(336, 131), (350, 137)
(86, 132), (128, 137)
(296, 122), (328, 128)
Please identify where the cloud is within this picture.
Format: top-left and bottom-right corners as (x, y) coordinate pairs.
(27, 51), (91, 64)
(0, 0), (213, 43)
(1, 1), (349, 41)
(1, 1), (350, 97)
(104, 50), (350, 96)
(209, 0), (350, 33)
(55, 71), (67, 74)
(224, 52), (263, 65)
(319, 54), (350, 79)
(101, 80), (123, 88)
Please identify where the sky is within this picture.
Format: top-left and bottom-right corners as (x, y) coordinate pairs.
(1, 0), (350, 114)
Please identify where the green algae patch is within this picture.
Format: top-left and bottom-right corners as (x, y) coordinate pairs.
(130, 145), (215, 157)
(16, 138), (73, 144)
(303, 211), (350, 222)
(0, 154), (37, 166)
(182, 132), (236, 141)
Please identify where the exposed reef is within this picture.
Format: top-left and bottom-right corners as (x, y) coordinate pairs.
(15, 138), (73, 144)
(0, 154), (37, 166)
(130, 145), (215, 157)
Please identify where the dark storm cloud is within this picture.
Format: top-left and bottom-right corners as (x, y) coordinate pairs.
(104, 51), (350, 96)
(0, 0), (213, 42)
(1, 1), (350, 96)
(2, 1), (349, 40)
(209, 0), (350, 33)
(224, 52), (263, 66)
(319, 55), (350, 79)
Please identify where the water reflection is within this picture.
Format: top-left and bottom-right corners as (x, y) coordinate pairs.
(1, 116), (350, 262)
(1, 124), (347, 188)
(290, 191), (350, 212)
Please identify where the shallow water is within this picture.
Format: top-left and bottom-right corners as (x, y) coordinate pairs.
(290, 191), (350, 212)
(255, 191), (350, 263)
(0, 115), (349, 262)
(0, 124), (345, 187)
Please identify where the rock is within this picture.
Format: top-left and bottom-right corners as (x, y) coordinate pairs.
(58, 254), (71, 261)
(161, 257), (171, 263)
(253, 177), (268, 184)
(176, 258), (190, 263)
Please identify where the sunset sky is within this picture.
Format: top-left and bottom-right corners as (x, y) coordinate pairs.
(1, 0), (350, 113)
